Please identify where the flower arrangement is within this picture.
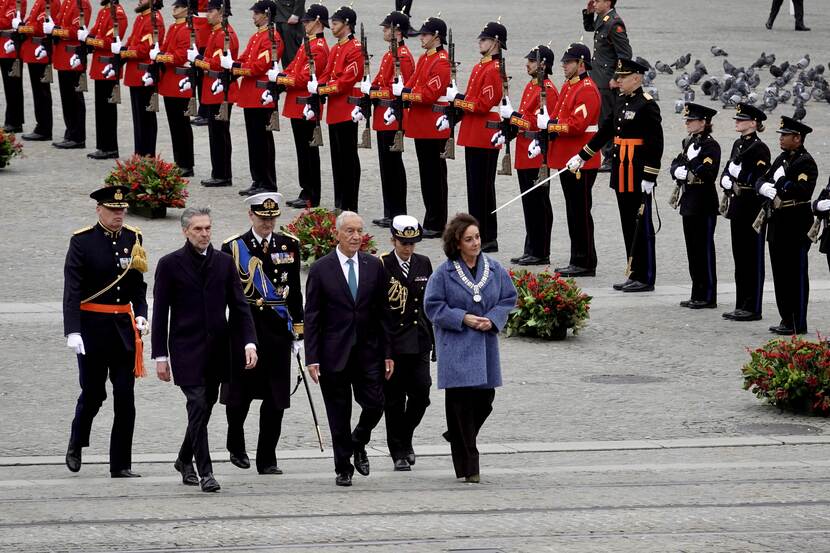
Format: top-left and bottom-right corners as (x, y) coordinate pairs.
(104, 155), (188, 209)
(506, 269), (592, 340)
(0, 129), (23, 168)
(742, 335), (830, 415)
(284, 207), (377, 264)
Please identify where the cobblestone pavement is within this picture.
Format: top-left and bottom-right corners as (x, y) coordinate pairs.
(2, 0), (830, 550)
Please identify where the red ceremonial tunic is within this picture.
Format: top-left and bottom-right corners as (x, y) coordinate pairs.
(0, 0), (27, 59)
(401, 46), (449, 140)
(121, 9), (165, 88)
(193, 22), (238, 104)
(510, 78), (559, 170)
(156, 19), (189, 98)
(50, 0), (92, 71)
(85, 3), (128, 81)
(456, 54), (502, 149)
(368, 41), (413, 131)
(192, 0), (208, 48)
(19, 0), (48, 64)
(278, 32), (327, 119)
(317, 34), (362, 125)
(232, 25), (282, 109)
(547, 72), (601, 170)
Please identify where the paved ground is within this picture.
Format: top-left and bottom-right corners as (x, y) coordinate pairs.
(2, 0), (830, 551)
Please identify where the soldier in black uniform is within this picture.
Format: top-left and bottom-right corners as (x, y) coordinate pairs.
(570, 58), (662, 293)
(719, 103), (771, 321)
(670, 103), (720, 309)
(582, 0), (631, 171)
(63, 185), (148, 477)
(812, 178), (830, 272)
(273, 0), (304, 66)
(380, 215), (432, 471)
(220, 192), (303, 474)
(757, 116), (817, 335)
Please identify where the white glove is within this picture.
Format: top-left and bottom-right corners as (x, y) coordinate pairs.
(499, 97), (513, 119)
(728, 161), (742, 178)
(274, 60), (283, 73)
(773, 165), (786, 183)
(816, 199), (830, 212)
(69, 53), (81, 68)
(42, 17), (54, 35)
(302, 103), (315, 120)
(178, 76), (191, 92)
(673, 165), (688, 181)
(110, 38), (122, 55)
(687, 142), (701, 160)
(383, 108), (396, 126)
(260, 89), (273, 105)
(490, 130), (505, 147)
(291, 340), (303, 356)
(135, 316), (149, 336)
(642, 180), (655, 195)
(77, 27), (89, 42)
(66, 333), (86, 355)
(350, 105), (364, 123)
(566, 154), (584, 173)
(34, 44), (47, 59)
(210, 78), (223, 94)
(359, 77), (371, 95)
(435, 114), (449, 131)
(528, 139), (541, 159)
(102, 63), (115, 78)
(759, 181), (777, 200)
(721, 175), (733, 190)
(141, 72), (154, 86)
(391, 76), (403, 96)
(3, 40), (14, 54)
(11, 12), (21, 30)
(536, 106), (550, 131)
(266, 62), (280, 82)
(306, 76), (318, 95)
(445, 81), (459, 99)
(186, 44), (198, 62)
(219, 50), (234, 70)
(148, 42), (160, 61)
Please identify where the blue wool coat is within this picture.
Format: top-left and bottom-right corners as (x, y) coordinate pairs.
(424, 254), (517, 390)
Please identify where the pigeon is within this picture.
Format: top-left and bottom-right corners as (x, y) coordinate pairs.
(635, 56), (652, 70)
(655, 60), (673, 75)
(674, 73), (690, 90)
(693, 59), (708, 74)
(778, 89), (792, 103)
(792, 103), (806, 121)
(723, 59), (738, 76)
(770, 64), (783, 78)
(674, 99), (685, 113)
(761, 95), (778, 111)
(746, 91), (759, 105)
(796, 54), (810, 69)
(711, 45), (728, 57)
(751, 52), (776, 69)
(671, 53), (691, 70)
(689, 68), (706, 85)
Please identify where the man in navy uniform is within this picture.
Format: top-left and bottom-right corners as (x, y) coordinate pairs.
(220, 192), (303, 475)
(63, 184), (148, 478)
(380, 215), (432, 471)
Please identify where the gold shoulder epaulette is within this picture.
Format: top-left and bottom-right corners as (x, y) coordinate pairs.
(124, 224), (142, 234)
(380, 251), (390, 258)
(73, 225), (94, 235)
(222, 233), (242, 244)
(279, 230), (300, 242)
(642, 92), (653, 101)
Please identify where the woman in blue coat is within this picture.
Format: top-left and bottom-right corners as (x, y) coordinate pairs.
(424, 213), (517, 482)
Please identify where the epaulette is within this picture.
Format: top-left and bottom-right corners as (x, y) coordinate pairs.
(278, 230), (300, 242)
(642, 92), (653, 101)
(123, 224), (142, 234)
(380, 251), (391, 258)
(222, 233), (242, 244)
(73, 225), (94, 235)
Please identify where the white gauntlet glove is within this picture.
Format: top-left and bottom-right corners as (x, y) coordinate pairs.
(728, 161), (742, 178)
(110, 38), (122, 55)
(566, 154), (584, 173)
(178, 76), (191, 92)
(306, 76), (318, 95)
(673, 165), (688, 180)
(498, 97), (513, 119)
(210, 78), (223, 94)
(721, 175), (733, 190)
(260, 89), (273, 105)
(102, 63), (115, 78)
(219, 50), (234, 70)
(69, 53), (81, 68)
(148, 42), (160, 61)
(490, 130), (505, 147)
(3, 40), (15, 54)
(141, 72), (154, 86)
(302, 103), (315, 120)
(350, 105), (364, 123)
(445, 80), (459, 99)
(527, 139), (541, 159)
(77, 26), (89, 42)
(759, 181), (777, 200)
(66, 333), (86, 355)
(359, 76), (371, 95)
(383, 108), (396, 126)
(435, 114), (449, 131)
(186, 44), (198, 62)
(687, 142), (701, 160)
(536, 106), (550, 131)
(391, 76), (403, 96)
(641, 180), (655, 195)
(11, 12), (21, 30)
(773, 165), (786, 183)
(34, 44), (47, 59)
(42, 17), (54, 35)
(816, 199), (830, 212)
(135, 316), (149, 336)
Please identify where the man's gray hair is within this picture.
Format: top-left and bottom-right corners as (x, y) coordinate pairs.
(181, 206), (212, 229)
(335, 210), (362, 231)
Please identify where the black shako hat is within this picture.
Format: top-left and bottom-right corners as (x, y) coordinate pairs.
(477, 20), (507, 49)
(91, 185), (130, 209)
(683, 102), (718, 121)
(733, 102), (767, 122)
(416, 16), (447, 45)
(777, 115), (812, 136)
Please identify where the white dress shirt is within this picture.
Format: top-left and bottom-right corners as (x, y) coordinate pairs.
(251, 228), (272, 247)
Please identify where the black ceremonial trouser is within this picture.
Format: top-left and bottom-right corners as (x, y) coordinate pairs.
(377, 129), (407, 219)
(682, 214), (717, 303)
(0, 58), (24, 128)
(204, 102), (233, 180)
(517, 167), (553, 258)
(27, 62), (52, 136)
(226, 400), (284, 471)
(444, 387), (495, 479)
(731, 215), (765, 314)
(560, 168), (598, 269)
(464, 146), (499, 244)
(163, 96), (194, 170)
(616, 191), (656, 285)
(93, 79), (118, 152)
(129, 86), (157, 156)
(329, 120), (361, 212)
(244, 106), (277, 190)
(414, 138), (448, 232)
(769, 232), (810, 333)
(291, 118), (321, 206)
(384, 351), (431, 461)
(57, 70), (85, 142)
(178, 381), (220, 478)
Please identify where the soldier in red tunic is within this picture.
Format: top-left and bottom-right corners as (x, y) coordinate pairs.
(401, 15), (449, 238)
(17, 0), (53, 140)
(309, 5), (363, 212)
(0, 0), (27, 132)
(366, 10), (414, 227)
(80, 0), (128, 158)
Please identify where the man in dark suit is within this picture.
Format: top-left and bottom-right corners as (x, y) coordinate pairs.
(220, 192), (304, 475)
(304, 211), (394, 487)
(274, 0), (304, 66)
(380, 215), (433, 472)
(63, 185), (148, 478)
(151, 206), (258, 492)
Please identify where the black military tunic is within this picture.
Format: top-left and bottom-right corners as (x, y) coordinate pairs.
(762, 145), (818, 333)
(720, 132), (771, 314)
(813, 178), (830, 272)
(380, 250), (433, 462)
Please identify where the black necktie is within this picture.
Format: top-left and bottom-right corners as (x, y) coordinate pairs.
(261, 238), (269, 254)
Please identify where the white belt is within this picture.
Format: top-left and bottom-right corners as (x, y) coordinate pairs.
(436, 95), (448, 102)
(489, 106), (499, 113)
(586, 125), (599, 133)
(195, 12), (207, 17)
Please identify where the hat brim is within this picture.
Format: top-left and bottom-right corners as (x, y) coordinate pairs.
(100, 201), (130, 209)
(776, 128), (799, 134)
(251, 209), (281, 217)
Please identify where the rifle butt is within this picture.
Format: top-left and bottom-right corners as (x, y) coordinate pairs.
(751, 208), (766, 234)
(389, 130), (404, 153)
(108, 83), (121, 104)
(309, 124), (323, 147)
(184, 96), (197, 117)
(266, 110), (280, 132)
(625, 256), (633, 278)
(440, 136), (455, 160)
(497, 150), (512, 176)
(40, 64), (53, 84)
(807, 218), (823, 243)
(75, 72), (87, 93)
(535, 165), (550, 185)
(668, 185), (681, 210)
(718, 193), (730, 217)
(215, 101), (229, 122)
(358, 126), (371, 149)
(146, 91), (159, 112)
(9, 59), (21, 78)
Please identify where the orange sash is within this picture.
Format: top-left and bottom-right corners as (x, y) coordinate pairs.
(79, 303), (145, 377)
(613, 137), (644, 193)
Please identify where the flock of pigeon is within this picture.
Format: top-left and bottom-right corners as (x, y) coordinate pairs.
(638, 46), (829, 123)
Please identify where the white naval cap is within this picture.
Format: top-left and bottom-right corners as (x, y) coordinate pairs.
(245, 192), (283, 217)
(391, 214), (422, 243)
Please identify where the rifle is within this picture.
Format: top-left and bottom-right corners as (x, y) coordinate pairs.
(72, 0), (88, 92)
(101, 0), (122, 104)
(387, 25), (404, 152)
(433, 27), (456, 159)
(3, 0), (23, 77)
(256, 13), (281, 131)
(182, 3), (198, 116)
(296, 353), (324, 451)
(808, 216), (825, 243)
(297, 33), (323, 147)
(719, 139), (762, 216)
(491, 55), (512, 176)
(533, 49), (549, 183)
(35, 0), (54, 83)
(215, 0), (230, 121)
(751, 167), (786, 234)
(625, 199), (647, 277)
(356, 23), (371, 148)
(668, 135), (696, 210)
(141, 1), (160, 112)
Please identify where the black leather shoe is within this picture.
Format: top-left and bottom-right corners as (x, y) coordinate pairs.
(240, 186), (271, 197)
(688, 300), (717, 309)
(65, 444), (81, 473)
(353, 448), (370, 476)
(201, 178), (232, 187)
(229, 451), (250, 469)
(258, 465), (283, 475)
(516, 255), (550, 266)
(731, 310), (762, 322)
(795, 24), (810, 31)
(769, 324), (785, 333)
(722, 310), (737, 319)
(464, 474), (481, 483)
(200, 474), (221, 492)
(765, 19), (773, 30)
(481, 240), (498, 253)
(286, 197), (308, 208)
(53, 140), (85, 149)
(406, 452), (416, 466)
(613, 279), (633, 291)
(3, 125), (22, 133)
(22, 132), (51, 141)
(238, 185), (258, 196)
(174, 459), (199, 485)
(111, 469), (141, 478)
(680, 300), (692, 308)
(393, 458), (411, 471)
(421, 229), (442, 239)
(191, 115), (209, 126)
(335, 472), (352, 486)
(372, 217), (391, 228)
(510, 254), (529, 264)
(87, 149), (119, 160)
(179, 167), (194, 177)
(555, 265), (596, 277)
(772, 326), (796, 336)
(622, 281), (654, 293)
